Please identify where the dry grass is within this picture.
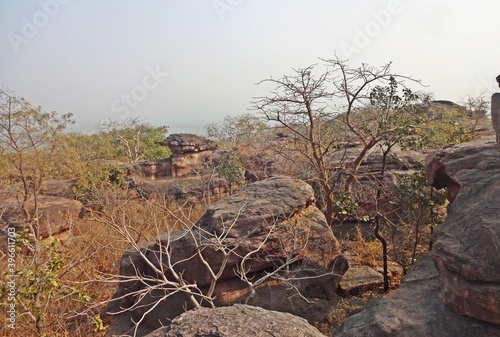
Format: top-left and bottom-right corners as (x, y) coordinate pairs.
(314, 291), (382, 335)
(0, 190), (208, 337)
(343, 227), (383, 268)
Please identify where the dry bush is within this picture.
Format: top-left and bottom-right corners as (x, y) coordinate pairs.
(0, 185), (209, 337)
(344, 227), (382, 268)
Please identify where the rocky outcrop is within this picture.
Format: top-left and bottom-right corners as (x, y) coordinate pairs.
(334, 255), (500, 337)
(127, 134), (219, 179)
(143, 304), (326, 337)
(426, 136), (500, 324)
(0, 181), (83, 240)
(158, 133), (216, 153)
(493, 75), (500, 145)
(334, 136), (500, 336)
(105, 176), (348, 337)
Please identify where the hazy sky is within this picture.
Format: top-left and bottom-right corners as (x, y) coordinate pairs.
(1, 0), (499, 134)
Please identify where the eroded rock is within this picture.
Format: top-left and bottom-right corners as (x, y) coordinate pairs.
(426, 136), (500, 324)
(105, 176), (348, 336)
(338, 266), (384, 297)
(334, 255), (500, 337)
(143, 304), (326, 337)
(159, 133), (215, 154)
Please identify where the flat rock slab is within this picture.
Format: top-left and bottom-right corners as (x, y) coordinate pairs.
(144, 304), (326, 337)
(334, 254), (500, 337)
(159, 133), (215, 153)
(338, 266), (383, 297)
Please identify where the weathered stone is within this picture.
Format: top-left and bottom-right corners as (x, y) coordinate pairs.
(159, 133), (215, 154)
(127, 134), (220, 180)
(338, 266), (384, 297)
(334, 255), (500, 337)
(0, 194), (82, 239)
(143, 304), (326, 337)
(105, 176), (348, 336)
(491, 93), (500, 145)
(426, 136), (500, 324)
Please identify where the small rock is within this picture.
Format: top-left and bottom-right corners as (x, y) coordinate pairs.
(338, 266), (383, 297)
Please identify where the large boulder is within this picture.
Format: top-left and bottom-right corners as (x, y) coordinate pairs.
(105, 176), (348, 337)
(159, 133), (215, 154)
(334, 136), (500, 336)
(144, 304), (326, 337)
(426, 135), (500, 324)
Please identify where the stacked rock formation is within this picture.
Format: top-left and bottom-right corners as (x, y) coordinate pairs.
(143, 304), (327, 337)
(127, 133), (217, 179)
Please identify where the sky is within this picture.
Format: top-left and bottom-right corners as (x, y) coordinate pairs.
(1, 0), (499, 134)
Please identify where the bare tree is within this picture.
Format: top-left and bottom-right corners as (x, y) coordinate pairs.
(252, 57), (421, 225)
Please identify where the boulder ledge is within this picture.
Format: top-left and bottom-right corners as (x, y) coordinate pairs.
(334, 136), (500, 336)
(105, 176), (348, 337)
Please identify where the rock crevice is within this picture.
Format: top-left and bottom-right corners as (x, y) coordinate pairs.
(334, 136), (500, 336)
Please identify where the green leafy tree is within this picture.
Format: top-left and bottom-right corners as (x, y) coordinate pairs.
(0, 88), (73, 226)
(98, 117), (170, 162)
(217, 151), (243, 194)
(72, 165), (128, 203)
(205, 113), (267, 149)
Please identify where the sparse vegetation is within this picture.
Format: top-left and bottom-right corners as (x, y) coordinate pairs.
(0, 59), (491, 336)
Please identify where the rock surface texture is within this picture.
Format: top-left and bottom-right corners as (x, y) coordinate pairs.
(426, 136), (500, 325)
(105, 176), (348, 337)
(127, 133), (218, 179)
(0, 180), (82, 240)
(334, 255), (500, 337)
(158, 133), (215, 153)
(334, 136), (500, 336)
(143, 304), (327, 337)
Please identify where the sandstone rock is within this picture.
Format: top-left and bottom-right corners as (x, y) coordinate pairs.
(426, 136), (500, 324)
(334, 255), (500, 337)
(143, 304), (326, 337)
(127, 134), (220, 179)
(338, 266), (383, 297)
(159, 133), (215, 154)
(126, 159), (173, 179)
(334, 137), (500, 336)
(492, 91), (500, 144)
(105, 176), (348, 336)
(0, 195), (82, 239)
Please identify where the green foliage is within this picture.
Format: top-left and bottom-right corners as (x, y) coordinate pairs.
(418, 109), (473, 147)
(396, 170), (447, 223)
(92, 314), (107, 333)
(217, 151), (243, 193)
(0, 234), (97, 336)
(62, 132), (120, 162)
(73, 165), (128, 202)
(334, 192), (359, 216)
(98, 117), (170, 162)
(366, 77), (427, 148)
(206, 113), (267, 149)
